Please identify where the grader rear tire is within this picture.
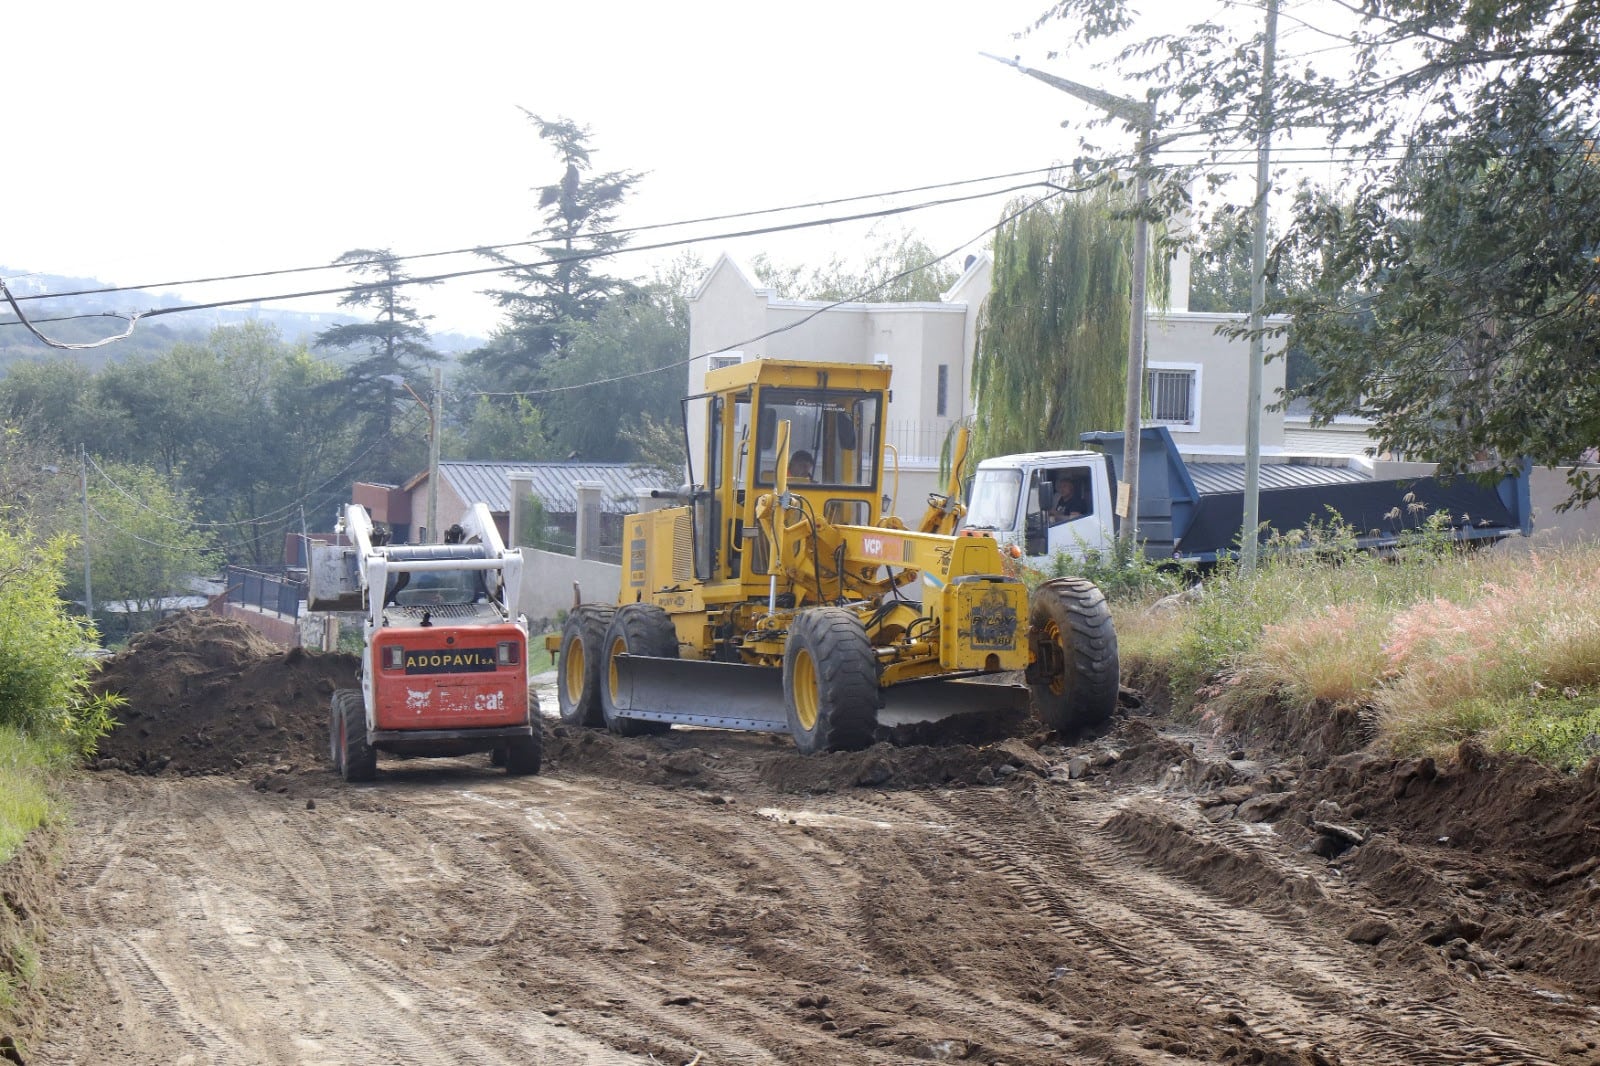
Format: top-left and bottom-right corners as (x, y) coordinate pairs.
(557, 605), (615, 727)
(1028, 577), (1119, 733)
(335, 689), (377, 783)
(599, 604), (676, 737)
(783, 607), (879, 755)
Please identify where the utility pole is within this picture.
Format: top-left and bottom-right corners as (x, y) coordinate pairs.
(980, 53), (1155, 552)
(427, 365), (442, 541)
(1241, 0), (1280, 574)
(80, 445), (93, 620)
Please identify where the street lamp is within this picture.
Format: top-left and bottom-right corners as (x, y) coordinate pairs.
(380, 369), (444, 541)
(981, 53), (1157, 553)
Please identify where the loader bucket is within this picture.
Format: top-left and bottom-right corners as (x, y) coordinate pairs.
(610, 655), (792, 732)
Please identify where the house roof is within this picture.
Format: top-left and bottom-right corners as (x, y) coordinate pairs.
(417, 461), (675, 515)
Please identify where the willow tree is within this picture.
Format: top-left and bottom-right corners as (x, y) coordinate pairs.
(971, 191), (1133, 459)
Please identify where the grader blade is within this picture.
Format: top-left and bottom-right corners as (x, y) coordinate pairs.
(878, 672), (1030, 728)
(611, 655), (792, 732)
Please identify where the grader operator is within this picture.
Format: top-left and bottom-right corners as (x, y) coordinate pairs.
(553, 359), (1118, 753)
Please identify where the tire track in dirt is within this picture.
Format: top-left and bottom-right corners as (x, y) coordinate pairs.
(39, 774), (651, 1066)
(854, 784), (1564, 1066)
(445, 777), (913, 1065)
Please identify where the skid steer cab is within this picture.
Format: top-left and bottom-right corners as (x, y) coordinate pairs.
(549, 358), (1119, 754)
(308, 502), (540, 782)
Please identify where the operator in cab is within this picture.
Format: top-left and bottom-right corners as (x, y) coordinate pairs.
(788, 450), (815, 480)
(1051, 472), (1091, 524)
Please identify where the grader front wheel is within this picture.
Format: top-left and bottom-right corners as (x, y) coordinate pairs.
(557, 605), (615, 727)
(599, 604), (676, 737)
(1028, 577), (1120, 733)
(783, 608), (879, 754)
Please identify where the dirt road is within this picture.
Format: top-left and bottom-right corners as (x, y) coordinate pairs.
(36, 715), (1600, 1066)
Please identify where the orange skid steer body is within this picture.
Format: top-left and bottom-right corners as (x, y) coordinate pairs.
(310, 502), (541, 781)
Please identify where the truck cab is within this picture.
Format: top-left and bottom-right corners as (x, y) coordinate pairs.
(964, 450), (1116, 564)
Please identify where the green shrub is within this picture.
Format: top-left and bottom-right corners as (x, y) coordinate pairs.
(0, 527), (121, 753)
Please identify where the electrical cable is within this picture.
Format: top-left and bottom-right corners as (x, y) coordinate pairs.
(471, 181), (1086, 399)
(6, 166), (1064, 306)
(0, 180), (1058, 347)
(84, 434), (392, 532)
(82, 441), (396, 558)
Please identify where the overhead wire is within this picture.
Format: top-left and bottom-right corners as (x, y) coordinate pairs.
(0, 180), (1061, 347)
(83, 434), (392, 532)
(472, 180), (1092, 399)
(80, 437), (400, 556)
(5, 165), (1064, 306)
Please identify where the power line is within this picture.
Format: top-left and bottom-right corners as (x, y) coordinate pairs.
(5, 166), (1063, 306)
(472, 181), (1091, 399)
(83, 435), (391, 532)
(0, 180), (1058, 347)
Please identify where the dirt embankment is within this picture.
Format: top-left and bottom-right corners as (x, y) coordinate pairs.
(19, 609), (1599, 1064)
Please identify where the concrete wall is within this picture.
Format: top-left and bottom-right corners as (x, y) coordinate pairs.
(519, 548), (623, 633)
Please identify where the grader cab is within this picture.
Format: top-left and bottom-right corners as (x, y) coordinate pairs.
(553, 359), (1118, 753)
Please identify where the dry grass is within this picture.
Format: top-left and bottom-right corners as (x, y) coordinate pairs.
(1112, 540), (1600, 769)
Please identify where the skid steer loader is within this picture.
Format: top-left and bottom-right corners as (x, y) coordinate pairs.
(308, 502), (541, 781)
(551, 359), (1118, 754)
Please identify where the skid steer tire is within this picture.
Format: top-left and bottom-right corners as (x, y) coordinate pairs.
(329, 690), (351, 773)
(336, 689), (377, 783)
(783, 607), (880, 755)
(557, 605), (616, 728)
(1028, 577), (1119, 734)
(599, 604), (676, 737)
(504, 730), (542, 776)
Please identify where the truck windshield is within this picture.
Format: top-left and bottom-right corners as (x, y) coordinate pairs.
(965, 469), (1022, 530)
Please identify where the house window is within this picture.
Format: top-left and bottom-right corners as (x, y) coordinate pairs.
(707, 352), (743, 373)
(1146, 364), (1199, 429)
(936, 365), (948, 417)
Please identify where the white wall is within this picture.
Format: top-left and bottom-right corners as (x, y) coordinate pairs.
(1146, 311), (1289, 452)
(519, 549), (622, 632)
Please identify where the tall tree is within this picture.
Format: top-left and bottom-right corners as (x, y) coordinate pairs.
(1033, 0), (1600, 495)
(466, 113), (642, 394)
(970, 192), (1134, 459)
(315, 249), (442, 482)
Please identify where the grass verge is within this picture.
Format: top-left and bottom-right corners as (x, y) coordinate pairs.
(1083, 524), (1600, 771)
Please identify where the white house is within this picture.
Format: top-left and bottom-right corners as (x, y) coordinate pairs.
(685, 248), (1308, 521)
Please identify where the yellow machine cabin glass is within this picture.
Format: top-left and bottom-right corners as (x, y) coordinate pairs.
(753, 388), (881, 491)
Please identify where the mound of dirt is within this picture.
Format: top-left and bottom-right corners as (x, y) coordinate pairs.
(91, 612), (357, 775)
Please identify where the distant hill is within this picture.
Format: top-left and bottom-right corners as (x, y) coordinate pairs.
(0, 268), (484, 372)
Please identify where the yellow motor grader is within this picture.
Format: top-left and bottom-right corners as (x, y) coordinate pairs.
(552, 359), (1118, 753)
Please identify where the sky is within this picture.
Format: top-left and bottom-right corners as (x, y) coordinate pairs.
(4, 0), (1260, 339)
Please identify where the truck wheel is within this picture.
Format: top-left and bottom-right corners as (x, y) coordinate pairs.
(783, 607), (879, 755)
(1028, 577), (1119, 733)
(557, 605), (615, 728)
(336, 689), (377, 783)
(599, 604), (676, 737)
(504, 728), (542, 775)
